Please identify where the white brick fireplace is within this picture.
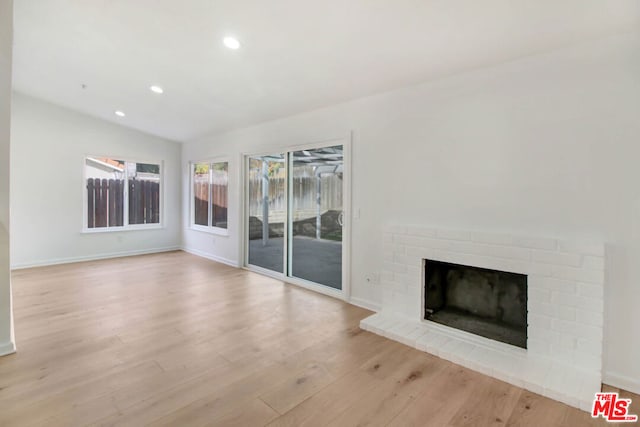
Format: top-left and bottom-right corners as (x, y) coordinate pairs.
(360, 225), (605, 411)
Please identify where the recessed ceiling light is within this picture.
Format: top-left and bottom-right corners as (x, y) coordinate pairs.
(223, 36), (241, 50)
(150, 85), (164, 94)
(115, 111), (126, 117)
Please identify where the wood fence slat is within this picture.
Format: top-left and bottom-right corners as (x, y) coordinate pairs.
(212, 183), (228, 227)
(108, 179), (116, 227)
(86, 178), (158, 227)
(115, 180), (123, 226)
(248, 175), (343, 218)
(94, 179), (101, 227)
(95, 179), (107, 227)
(138, 179), (143, 224)
(100, 179), (109, 227)
(152, 182), (159, 223)
(137, 180), (145, 224)
(87, 178), (95, 228)
(129, 179), (136, 225)
(143, 180), (148, 223)
(143, 180), (151, 223)
(194, 181), (208, 226)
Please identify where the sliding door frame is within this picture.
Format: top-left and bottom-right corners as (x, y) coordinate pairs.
(240, 134), (352, 302)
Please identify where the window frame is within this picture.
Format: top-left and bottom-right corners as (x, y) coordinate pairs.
(189, 158), (229, 236)
(82, 156), (165, 233)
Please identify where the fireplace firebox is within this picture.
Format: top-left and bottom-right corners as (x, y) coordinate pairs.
(424, 259), (527, 348)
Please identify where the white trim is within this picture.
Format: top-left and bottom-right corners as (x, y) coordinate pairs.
(86, 157), (124, 172)
(603, 371), (640, 395)
(180, 246), (239, 268)
(10, 246), (180, 270)
(0, 340), (16, 357)
(242, 265), (345, 301)
(241, 135), (350, 159)
(342, 133), (353, 300)
(189, 224), (229, 236)
(243, 264), (286, 280)
(241, 152), (249, 268)
(349, 296), (381, 312)
(82, 156), (165, 231)
(286, 151), (292, 279)
(188, 155), (231, 165)
(81, 224), (164, 234)
(284, 273), (344, 300)
(188, 158), (230, 232)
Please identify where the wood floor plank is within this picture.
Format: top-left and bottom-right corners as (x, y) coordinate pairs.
(196, 397), (279, 427)
(260, 362), (336, 415)
(267, 370), (382, 427)
(0, 251), (622, 426)
(326, 350), (448, 426)
(0, 360), (163, 427)
(445, 376), (523, 427)
(386, 364), (489, 427)
(504, 390), (570, 427)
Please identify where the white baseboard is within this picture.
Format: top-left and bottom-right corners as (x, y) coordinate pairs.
(0, 340), (16, 356)
(603, 371), (640, 395)
(180, 247), (240, 268)
(10, 246), (181, 270)
(349, 296), (381, 312)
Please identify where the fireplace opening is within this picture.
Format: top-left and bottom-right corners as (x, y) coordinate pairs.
(424, 259), (527, 349)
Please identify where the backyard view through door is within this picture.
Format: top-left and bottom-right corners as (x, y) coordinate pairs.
(246, 145), (344, 290)
(247, 153), (286, 274)
(289, 146), (343, 289)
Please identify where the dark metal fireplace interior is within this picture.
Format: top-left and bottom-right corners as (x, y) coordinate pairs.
(424, 259), (528, 349)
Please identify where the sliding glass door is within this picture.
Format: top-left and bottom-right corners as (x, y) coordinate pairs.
(245, 144), (345, 291)
(247, 153), (286, 273)
(288, 146), (343, 289)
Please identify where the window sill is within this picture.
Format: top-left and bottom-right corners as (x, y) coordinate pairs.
(189, 225), (229, 237)
(82, 224), (164, 234)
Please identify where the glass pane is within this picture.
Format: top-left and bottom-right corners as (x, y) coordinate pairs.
(290, 145), (343, 289)
(128, 162), (161, 225)
(193, 163), (210, 226)
(85, 157), (125, 228)
(211, 162), (228, 229)
(247, 154), (285, 273)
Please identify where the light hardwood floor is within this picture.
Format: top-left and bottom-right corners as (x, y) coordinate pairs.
(0, 251), (636, 426)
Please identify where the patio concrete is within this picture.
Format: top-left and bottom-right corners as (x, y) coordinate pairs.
(248, 236), (342, 289)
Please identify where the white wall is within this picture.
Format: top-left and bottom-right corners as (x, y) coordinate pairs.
(0, 0), (14, 356)
(10, 93), (182, 268)
(182, 32), (640, 392)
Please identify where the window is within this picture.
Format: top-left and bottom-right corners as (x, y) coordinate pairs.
(191, 160), (228, 231)
(85, 157), (162, 230)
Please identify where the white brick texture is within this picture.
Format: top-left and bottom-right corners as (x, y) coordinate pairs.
(369, 225), (605, 411)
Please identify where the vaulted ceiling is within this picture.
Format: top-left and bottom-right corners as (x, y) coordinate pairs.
(12, 0), (640, 141)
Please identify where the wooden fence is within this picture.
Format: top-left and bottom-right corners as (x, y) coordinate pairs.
(193, 179), (228, 226)
(248, 175), (343, 220)
(87, 178), (160, 228)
